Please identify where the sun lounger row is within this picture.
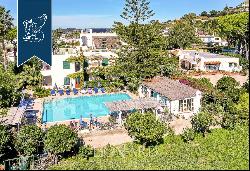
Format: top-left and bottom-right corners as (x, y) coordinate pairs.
(70, 118), (102, 131)
(18, 99), (34, 109)
(80, 87), (105, 94)
(50, 87), (105, 96)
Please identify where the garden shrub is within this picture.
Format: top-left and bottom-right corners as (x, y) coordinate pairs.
(216, 76), (239, 92)
(44, 124), (78, 163)
(33, 87), (50, 98)
(15, 125), (44, 156)
(191, 111), (213, 137)
(125, 112), (166, 146)
(181, 128), (196, 142)
(0, 125), (10, 156)
(78, 145), (94, 160)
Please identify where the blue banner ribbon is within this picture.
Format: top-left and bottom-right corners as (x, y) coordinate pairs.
(17, 0), (52, 66)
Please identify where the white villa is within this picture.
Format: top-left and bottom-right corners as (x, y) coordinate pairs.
(199, 34), (228, 46)
(4, 41), (16, 63)
(41, 29), (120, 89)
(80, 29), (120, 50)
(41, 48), (117, 89)
(178, 50), (242, 72)
(138, 76), (202, 119)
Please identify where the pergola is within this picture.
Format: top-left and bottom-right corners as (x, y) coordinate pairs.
(105, 98), (162, 125)
(0, 107), (26, 128)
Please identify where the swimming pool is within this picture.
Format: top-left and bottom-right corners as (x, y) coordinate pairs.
(42, 93), (131, 123)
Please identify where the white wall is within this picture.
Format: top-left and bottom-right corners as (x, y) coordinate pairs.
(193, 91), (202, 114)
(179, 51), (242, 72)
(80, 29), (117, 48)
(170, 92), (202, 117)
(138, 85), (202, 117)
(41, 53), (76, 89)
(41, 50), (118, 88)
(170, 100), (179, 114)
(199, 57), (241, 72)
(200, 35), (228, 46)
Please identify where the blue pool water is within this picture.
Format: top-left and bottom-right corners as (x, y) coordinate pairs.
(42, 93), (131, 122)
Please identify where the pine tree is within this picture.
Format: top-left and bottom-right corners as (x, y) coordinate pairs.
(121, 0), (155, 24)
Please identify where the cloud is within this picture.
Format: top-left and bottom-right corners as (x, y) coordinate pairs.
(52, 14), (119, 29)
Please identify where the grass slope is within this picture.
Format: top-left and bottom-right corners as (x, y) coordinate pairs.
(50, 126), (249, 170)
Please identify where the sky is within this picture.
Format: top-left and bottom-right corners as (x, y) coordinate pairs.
(0, 0), (244, 29)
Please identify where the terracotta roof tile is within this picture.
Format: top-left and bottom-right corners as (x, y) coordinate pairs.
(142, 76), (199, 100)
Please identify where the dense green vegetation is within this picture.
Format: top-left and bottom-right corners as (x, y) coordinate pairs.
(0, 65), (22, 115)
(216, 12), (249, 57)
(0, 125), (10, 155)
(50, 125), (249, 170)
(14, 125), (44, 156)
(91, 0), (179, 92)
(44, 125), (79, 163)
(0, 58), (43, 116)
(0, 6), (14, 69)
(78, 145), (95, 160)
(48, 74), (249, 170)
(0, 123), (81, 164)
(191, 111), (214, 137)
(33, 87), (50, 98)
(0, 1), (249, 169)
(167, 19), (201, 49)
(125, 112), (166, 146)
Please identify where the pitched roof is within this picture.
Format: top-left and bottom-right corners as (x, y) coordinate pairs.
(183, 51), (238, 59)
(142, 76), (199, 100)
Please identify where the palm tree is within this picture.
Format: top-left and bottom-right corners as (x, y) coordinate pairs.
(52, 28), (62, 54)
(0, 6), (14, 69)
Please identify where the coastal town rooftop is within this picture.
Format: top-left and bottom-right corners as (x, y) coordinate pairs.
(141, 76), (199, 101)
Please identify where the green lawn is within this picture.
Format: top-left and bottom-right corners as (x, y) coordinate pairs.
(50, 126), (249, 170)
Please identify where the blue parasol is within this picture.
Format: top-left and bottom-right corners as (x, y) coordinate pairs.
(79, 115), (83, 125)
(54, 83), (58, 90)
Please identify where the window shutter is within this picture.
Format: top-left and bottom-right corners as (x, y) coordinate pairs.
(64, 77), (70, 85)
(63, 61), (70, 69)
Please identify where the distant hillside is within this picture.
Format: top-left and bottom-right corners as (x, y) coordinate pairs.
(198, 0), (249, 18)
(84, 28), (112, 33)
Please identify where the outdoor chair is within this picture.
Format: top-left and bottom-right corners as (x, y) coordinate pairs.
(81, 88), (87, 94)
(50, 89), (56, 96)
(101, 87), (105, 93)
(94, 87), (98, 94)
(80, 120), (88, 130)
(88, 88), (93, 94)
(66, 89), (71, 95)
(58, 89), (64, 96)
(73, 88), (78, 95)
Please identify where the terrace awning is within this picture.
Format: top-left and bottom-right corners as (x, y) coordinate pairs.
(105, 98), (162, 113)
(204, 61), (221, 65)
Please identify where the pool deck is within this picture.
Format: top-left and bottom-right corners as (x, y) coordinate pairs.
(79, 127), (133, 148)
(33, 90), (138, 129)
